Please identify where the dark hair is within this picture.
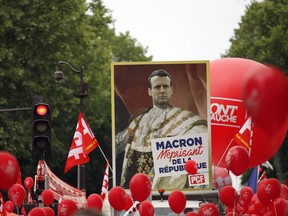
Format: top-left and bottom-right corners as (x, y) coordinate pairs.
(148, 69), (172, 88)
(71, 208), (102, 216)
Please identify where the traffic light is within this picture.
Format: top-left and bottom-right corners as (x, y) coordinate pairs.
(32, 103), (51, 152)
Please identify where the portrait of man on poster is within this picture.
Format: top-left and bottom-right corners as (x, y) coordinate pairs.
(112, 62), (210, 191)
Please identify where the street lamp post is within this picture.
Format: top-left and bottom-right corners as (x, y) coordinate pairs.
(54, 61), (89, 192)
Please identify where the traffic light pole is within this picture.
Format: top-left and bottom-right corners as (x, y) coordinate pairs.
(55, 61), (88, 193)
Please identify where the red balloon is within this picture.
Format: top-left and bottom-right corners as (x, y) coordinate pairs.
(129, 173), (151, 202)
(280, 184), (288, 200)
(8, 183), (26, 207)
(168, 190), (186, 214)
(42, 207), (55, 216)
(87, 193), (103, 211)
(242, 65), (288, 133)
(257, 185), (271, 205)
(185, 159), (198, 175)
(0, 151), (20, 190)
(254, 199), (268, 215)
(28, 207), (45, 216)
(24, 177), (34, 190)
(225, 146), (249, 176)
(57, 199), (78, 216)
(268, 197), (288, 216)
(138, 200), (154, 216)
(5, 200), (14, 213)
(257, 178), (281, 204)
(210, 58), (287, 168)
(41, 189), (55, 206)
(108, 186), (127, 211)
(239, 186), (254, 207)
(198, 203), (220, 216)
(186, 212), (198, 216)
(219, 186), (237, 208)
(212, 166), (232, 190)
(124, 194), (134, 211)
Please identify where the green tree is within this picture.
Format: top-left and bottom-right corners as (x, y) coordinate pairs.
(0, 0), (151, 196)
(223, 0), (288, 184)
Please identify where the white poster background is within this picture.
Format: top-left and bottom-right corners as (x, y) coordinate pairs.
(151, 132), (209, 179)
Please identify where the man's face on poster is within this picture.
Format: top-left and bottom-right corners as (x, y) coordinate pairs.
(148, 76), (173, 108)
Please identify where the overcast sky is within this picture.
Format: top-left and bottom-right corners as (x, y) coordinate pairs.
(102, 0), (253, 61)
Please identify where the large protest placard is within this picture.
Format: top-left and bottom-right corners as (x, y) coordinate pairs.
(111, 61), (212, 191)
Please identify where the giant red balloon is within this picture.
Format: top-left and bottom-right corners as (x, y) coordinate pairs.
(24, 177), (34, 190)
(8, 183), (26, 207)
(168, 190), (186, 214)
(41, 189), (55, 206)
(57, 199), (78, 216)
(0, 151), (20, 190)
(198, 203), (220, 216)
(108, 186), (127, 211)
(129, 173), (151, 202)
(225, 146), (249, 176)
(242, 65), (288, 133)
(87, 193), (103, 211)
(210, 58), (287, 168)
(138, 200), (154, 216)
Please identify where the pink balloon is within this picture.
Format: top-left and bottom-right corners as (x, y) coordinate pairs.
(242, 65), (288, 133)
(168, 190), (186, 214)
(212, 166), (232, 190)
(8, 183), (26, 207)
(219, 186), (238, 208)
(210, 58), (287, 168)
(138, 200), (154, 216)
(5, 200), (14, 213)
(41, 189), (55, 206)
(225, 146), (249, 176)
(57, 199), (78, 216)
(28, 207), (45, 216)
(108, 186), (127, 211)
(0, 151), (20, 190)
(185, 159), (198, 175)
(87, 193), (103, 211)
(129, 173), (151, 202)
(198, 203), (220, 216)
(24, 177), (34, 190)
(42, 207), (55, 216)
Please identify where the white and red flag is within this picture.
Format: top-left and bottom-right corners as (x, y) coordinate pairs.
(64, 112), (99, 173)
(232, 116), (253, 152)
(100, 162), (109, 200)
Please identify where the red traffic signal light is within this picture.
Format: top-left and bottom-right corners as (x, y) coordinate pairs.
(36, 105), (48, 116)
(32, 103), (51, 152)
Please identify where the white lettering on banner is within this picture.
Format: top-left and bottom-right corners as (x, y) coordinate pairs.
(68, 147), (83, 160)
(81, 117), (94, 138)
(74, 131), (82, 147)
(188, 173), (209, 186)
(210, 103), (238, 123)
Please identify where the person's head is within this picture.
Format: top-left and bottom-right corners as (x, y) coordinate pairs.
(148, 69), (173, 109)
(71, 208), (102, 216)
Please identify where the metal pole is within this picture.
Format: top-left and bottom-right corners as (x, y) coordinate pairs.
(78, 66), (86, 192)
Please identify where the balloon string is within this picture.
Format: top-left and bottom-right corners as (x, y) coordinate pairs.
(215, 138), (234, 172)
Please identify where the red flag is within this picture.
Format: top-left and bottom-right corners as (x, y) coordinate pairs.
(232, 116), (253, 151)
(64, 112), (99, 173)
(100, 162), (109, 200)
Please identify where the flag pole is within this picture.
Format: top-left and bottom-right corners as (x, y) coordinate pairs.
(98, 145), (114, 174)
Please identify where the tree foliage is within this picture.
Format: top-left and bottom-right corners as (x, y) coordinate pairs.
(0, 0), (151, 195)
(223, 0), (288, 184)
